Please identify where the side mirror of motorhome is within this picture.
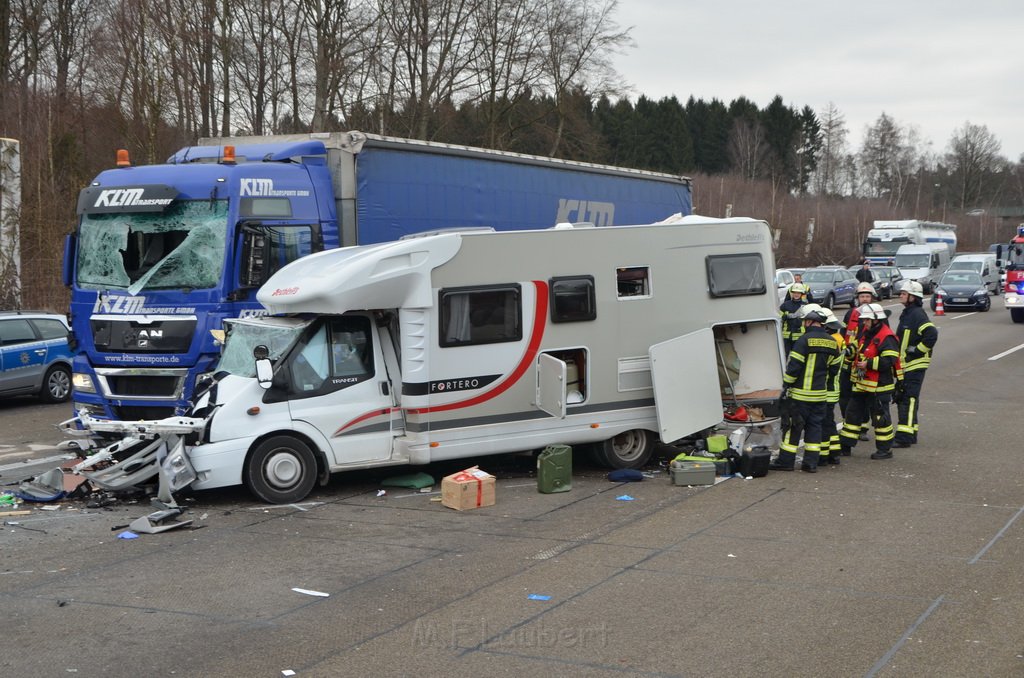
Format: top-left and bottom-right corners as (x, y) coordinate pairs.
(253, 344), (273, 389)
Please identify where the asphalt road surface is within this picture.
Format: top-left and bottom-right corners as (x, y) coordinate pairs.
(2, 296), (1024, 677)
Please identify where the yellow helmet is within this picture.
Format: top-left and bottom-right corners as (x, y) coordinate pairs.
(789, 283), (808, 295)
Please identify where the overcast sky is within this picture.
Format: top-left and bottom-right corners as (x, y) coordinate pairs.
(612, 0), (1024, 162)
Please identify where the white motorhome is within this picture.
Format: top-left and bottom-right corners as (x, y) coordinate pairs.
(894, 243), (951, 293)
(66, 218), (785, 503)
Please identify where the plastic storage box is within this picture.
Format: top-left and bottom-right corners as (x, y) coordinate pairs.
(670, 460), (716, 486)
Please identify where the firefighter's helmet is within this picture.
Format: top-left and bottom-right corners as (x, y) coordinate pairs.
(858, 303), (890, 321)
(856, 282), (877, 296)
(900, 280), (924, 298)
(798, 303), (828, 323)
(789, 283), (808, 296)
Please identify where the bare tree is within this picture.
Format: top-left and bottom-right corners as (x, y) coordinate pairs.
(728, 115), (767, 180)
(813, 102), (847, 196)
(946, 121), (1004, 209)
(536, 0), (629, 156)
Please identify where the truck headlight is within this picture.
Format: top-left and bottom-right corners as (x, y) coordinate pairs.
(72, 372), (96, 393)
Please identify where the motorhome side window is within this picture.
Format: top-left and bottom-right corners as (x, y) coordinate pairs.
(440, 285), (522, 347)
(289, 317), (373, 395)
(617, 267), (650, 298)
(550, 276), (596, 322)
(706, 254), (767, 297)
(239, 223), (324, 288)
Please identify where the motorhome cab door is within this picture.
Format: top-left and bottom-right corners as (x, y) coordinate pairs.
(285, 315), (398, 465)
(649, 328), (723, 443)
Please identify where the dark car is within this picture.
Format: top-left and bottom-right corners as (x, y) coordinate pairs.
(846, 265), (903, 299)
(0, 311), (74, 402)
(932, 272), (990, 312)
(802, 267), (858, 308)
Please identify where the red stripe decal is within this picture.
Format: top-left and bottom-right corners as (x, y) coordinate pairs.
(333, 280), (548, 433)
(408, 280), (548, 415)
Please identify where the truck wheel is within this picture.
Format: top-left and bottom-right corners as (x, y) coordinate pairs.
(595, 429), (653, 469)
(40, 365), (71, 403)
(1012, 309), (1024, 324)
(245, 435), (318, 504)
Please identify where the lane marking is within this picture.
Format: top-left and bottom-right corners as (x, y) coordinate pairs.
(865, 595), (946, 678)
(969, 505), (1024, 564)
(948, 312), (977, 320)
(987, 342), (1024, 361)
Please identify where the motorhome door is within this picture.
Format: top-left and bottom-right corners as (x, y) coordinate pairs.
(649, 328), (722, 443)
(536, 353), (568, 418)
(287, 315), (399, 464)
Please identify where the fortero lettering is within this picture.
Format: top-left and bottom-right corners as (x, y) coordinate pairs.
(430, 378), (481, 393)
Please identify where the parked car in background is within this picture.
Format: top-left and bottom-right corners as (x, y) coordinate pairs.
(932, 271), (991, 312)
(0, 311), (73, 403)
(775, 269), (796, 302)
(848, 265), (903, 299)
(802, 267), (858, 308)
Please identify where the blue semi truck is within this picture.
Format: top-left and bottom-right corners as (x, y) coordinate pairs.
(63, 131), (693, 421)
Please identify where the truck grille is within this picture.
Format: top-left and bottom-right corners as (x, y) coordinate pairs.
(91, 317), (196, 353)
(114, 405), (177, 421)
(95, 368), (188, 400)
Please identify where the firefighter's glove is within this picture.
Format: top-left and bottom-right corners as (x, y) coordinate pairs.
(780, 387), (789, 400)
(893, 382), (906, 403)
(905, 347), (920, 359)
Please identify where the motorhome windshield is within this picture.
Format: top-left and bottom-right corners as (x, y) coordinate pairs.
(865, 239), (908, 256)
(895, 254), (930, 268)
(216, 318), (308, 377)
(77, 200), (229, 293)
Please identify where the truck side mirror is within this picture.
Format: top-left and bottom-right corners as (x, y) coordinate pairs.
(62, 233), (76, 287)
(253, 344), (273, 389)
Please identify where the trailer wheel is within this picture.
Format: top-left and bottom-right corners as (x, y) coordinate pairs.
(1012, 309), (1024, 324)
(596, 429), (654, 469)
(245, 435), (318, 504)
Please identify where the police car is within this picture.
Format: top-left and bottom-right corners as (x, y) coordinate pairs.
(0, 311), (74, 402)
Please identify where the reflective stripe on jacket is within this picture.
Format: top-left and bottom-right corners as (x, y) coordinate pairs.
(852, 324), (901, 393)
(784, 326), (840, 402)
(896, 304), (938, 372)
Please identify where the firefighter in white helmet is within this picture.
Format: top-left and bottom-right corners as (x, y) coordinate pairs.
(838, 303), (903, 459)
(771, 304), (840, 473)
(893, 280), (938, 447)
(838, 282), (880, 432)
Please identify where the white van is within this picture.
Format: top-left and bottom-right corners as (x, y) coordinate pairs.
(948, 253), (999, 295)
(894, 243), (951, 294)
(66, 218), (786, 504)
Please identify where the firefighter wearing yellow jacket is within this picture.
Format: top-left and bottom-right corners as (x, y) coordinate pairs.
(893, 280), (938, 447)
(821, 310), (845, 465)
(771, 304), (840, 473)
(839, 303), (903, 460)
(779, 284), (809, 355)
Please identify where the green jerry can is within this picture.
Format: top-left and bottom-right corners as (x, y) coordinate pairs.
(537, 444), (572, 493)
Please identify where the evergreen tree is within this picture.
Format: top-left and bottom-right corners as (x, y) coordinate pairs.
(795, 105), (822, 194)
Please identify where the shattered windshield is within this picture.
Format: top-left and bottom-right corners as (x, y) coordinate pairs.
(77, 200), (228, 293)
(216, 318), (307, 377)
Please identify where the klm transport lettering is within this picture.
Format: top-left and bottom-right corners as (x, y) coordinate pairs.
(92, 295), (196, 315)
(93, 188), (174, 208)
(239, 179), (311, 198)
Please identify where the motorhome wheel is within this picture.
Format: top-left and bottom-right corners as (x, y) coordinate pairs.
(595, 429), (654, 469)
(245, 435), (318, 504)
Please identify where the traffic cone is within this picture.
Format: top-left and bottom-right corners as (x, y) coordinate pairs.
(935, 293), (945, 316)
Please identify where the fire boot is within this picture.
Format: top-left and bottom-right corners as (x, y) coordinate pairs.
(769, 451), (796, 471)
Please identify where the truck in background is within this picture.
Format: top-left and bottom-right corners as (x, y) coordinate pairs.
(863, 220), (957, 266)
(63, 132), (693, 422)
(1001, 225), (1024, 322)
(65, 217), (784, 504)
(894, 242), (951, 294)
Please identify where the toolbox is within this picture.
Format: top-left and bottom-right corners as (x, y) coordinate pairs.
(669, 460), (716, 486)
(736, 446), (771, 478)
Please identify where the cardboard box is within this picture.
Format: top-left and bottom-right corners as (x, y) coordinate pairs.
(441, 466), (496, 510)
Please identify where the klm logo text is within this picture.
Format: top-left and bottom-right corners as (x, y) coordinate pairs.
(240, 178), (275, 197)
(556, 199), (615, 227)
(93, 296), (146, 314)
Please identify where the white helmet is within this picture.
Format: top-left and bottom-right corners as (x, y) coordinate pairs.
(900, 280), (924, 298)
(855, 281), (877, 296)
(798, 303), (828, 323)
(858, 303), (889, 321)
(823, 310), (841, 330)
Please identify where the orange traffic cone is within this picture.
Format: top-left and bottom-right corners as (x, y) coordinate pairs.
(934, 293), (945, 316)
